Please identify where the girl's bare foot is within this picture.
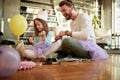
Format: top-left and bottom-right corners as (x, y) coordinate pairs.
(39, 56), (46, 62)
(16, 40), (25, 57)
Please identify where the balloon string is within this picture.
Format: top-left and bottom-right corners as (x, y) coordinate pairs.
(17, 36), (20, 44)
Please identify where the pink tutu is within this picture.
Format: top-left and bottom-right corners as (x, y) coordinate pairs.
(18, 61), (36, 70)
(79, 40), (109, 60)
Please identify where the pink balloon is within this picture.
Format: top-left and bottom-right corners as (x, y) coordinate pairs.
(0, 46), (21, 77)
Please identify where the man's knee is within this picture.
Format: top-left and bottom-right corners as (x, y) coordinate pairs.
(61, 38), (72, 51)
(62, 38), (73, 46)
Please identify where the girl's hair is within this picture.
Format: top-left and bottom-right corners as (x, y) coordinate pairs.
(59, 0), (74, 8)
(33, 18), (49, 36)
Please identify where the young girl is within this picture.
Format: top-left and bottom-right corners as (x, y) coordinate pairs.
(16, 18), (62, 60)
(28, 18), (49, 45)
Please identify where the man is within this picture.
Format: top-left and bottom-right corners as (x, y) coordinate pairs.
(55, 0), (108, 60)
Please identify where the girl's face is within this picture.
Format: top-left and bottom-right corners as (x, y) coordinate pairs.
(34, 20), (44, 31)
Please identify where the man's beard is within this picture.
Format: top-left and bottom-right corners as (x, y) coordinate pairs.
(65, 12), (72, 20)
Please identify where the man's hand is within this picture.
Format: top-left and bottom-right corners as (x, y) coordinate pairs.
(55, 31), (66, 41)
(58, 31), (66, 36)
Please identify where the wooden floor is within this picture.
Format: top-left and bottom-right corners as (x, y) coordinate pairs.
(0, 54), (120, 80)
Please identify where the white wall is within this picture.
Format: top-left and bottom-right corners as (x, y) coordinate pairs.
(3, 0), (20, 40)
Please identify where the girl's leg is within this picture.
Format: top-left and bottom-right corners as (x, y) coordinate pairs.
(22, 49), (46, 62)
(61, 38), (91, 59)
(16, 41), (25, 57)
(22, 50), (37, 59)
(16, 41), (37, 58)
(45, 40), (62, 58)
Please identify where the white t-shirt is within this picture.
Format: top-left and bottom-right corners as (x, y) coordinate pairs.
(70, 13), (96, 42)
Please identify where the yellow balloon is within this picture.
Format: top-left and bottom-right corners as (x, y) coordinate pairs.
(9, 14), (27, 36)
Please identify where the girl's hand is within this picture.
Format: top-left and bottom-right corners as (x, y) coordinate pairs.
(28, 37), (34, 44)
(40, 31), (46, 41)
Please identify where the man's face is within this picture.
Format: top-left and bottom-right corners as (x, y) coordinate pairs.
(60, 5), (73, 20)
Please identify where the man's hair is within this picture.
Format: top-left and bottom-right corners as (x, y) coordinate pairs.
(59, 0), (75, 8)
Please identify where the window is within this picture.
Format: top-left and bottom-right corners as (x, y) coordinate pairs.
(115, 0), (120, 33)
(111, 0), (120, 49)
